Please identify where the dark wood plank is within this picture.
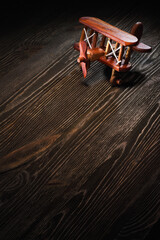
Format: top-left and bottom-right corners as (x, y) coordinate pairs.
(0, 2), (159, 240)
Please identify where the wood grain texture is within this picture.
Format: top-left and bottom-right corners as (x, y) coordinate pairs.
(0, 2), (160, 240)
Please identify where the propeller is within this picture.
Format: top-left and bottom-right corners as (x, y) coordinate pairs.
(77, 41), (90, 78)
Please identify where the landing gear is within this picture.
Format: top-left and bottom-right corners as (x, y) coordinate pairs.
(110, 69), (122, 86)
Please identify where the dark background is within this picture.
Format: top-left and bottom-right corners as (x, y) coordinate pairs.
(0, 0), (159, 30)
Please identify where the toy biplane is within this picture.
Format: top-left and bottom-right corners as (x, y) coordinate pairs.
(74, 17), (152, 85)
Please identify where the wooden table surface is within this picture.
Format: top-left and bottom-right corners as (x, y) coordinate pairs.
(0, 2), (159, 240)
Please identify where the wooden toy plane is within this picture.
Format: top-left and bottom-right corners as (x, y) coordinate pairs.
(74, 17), (152, 85)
